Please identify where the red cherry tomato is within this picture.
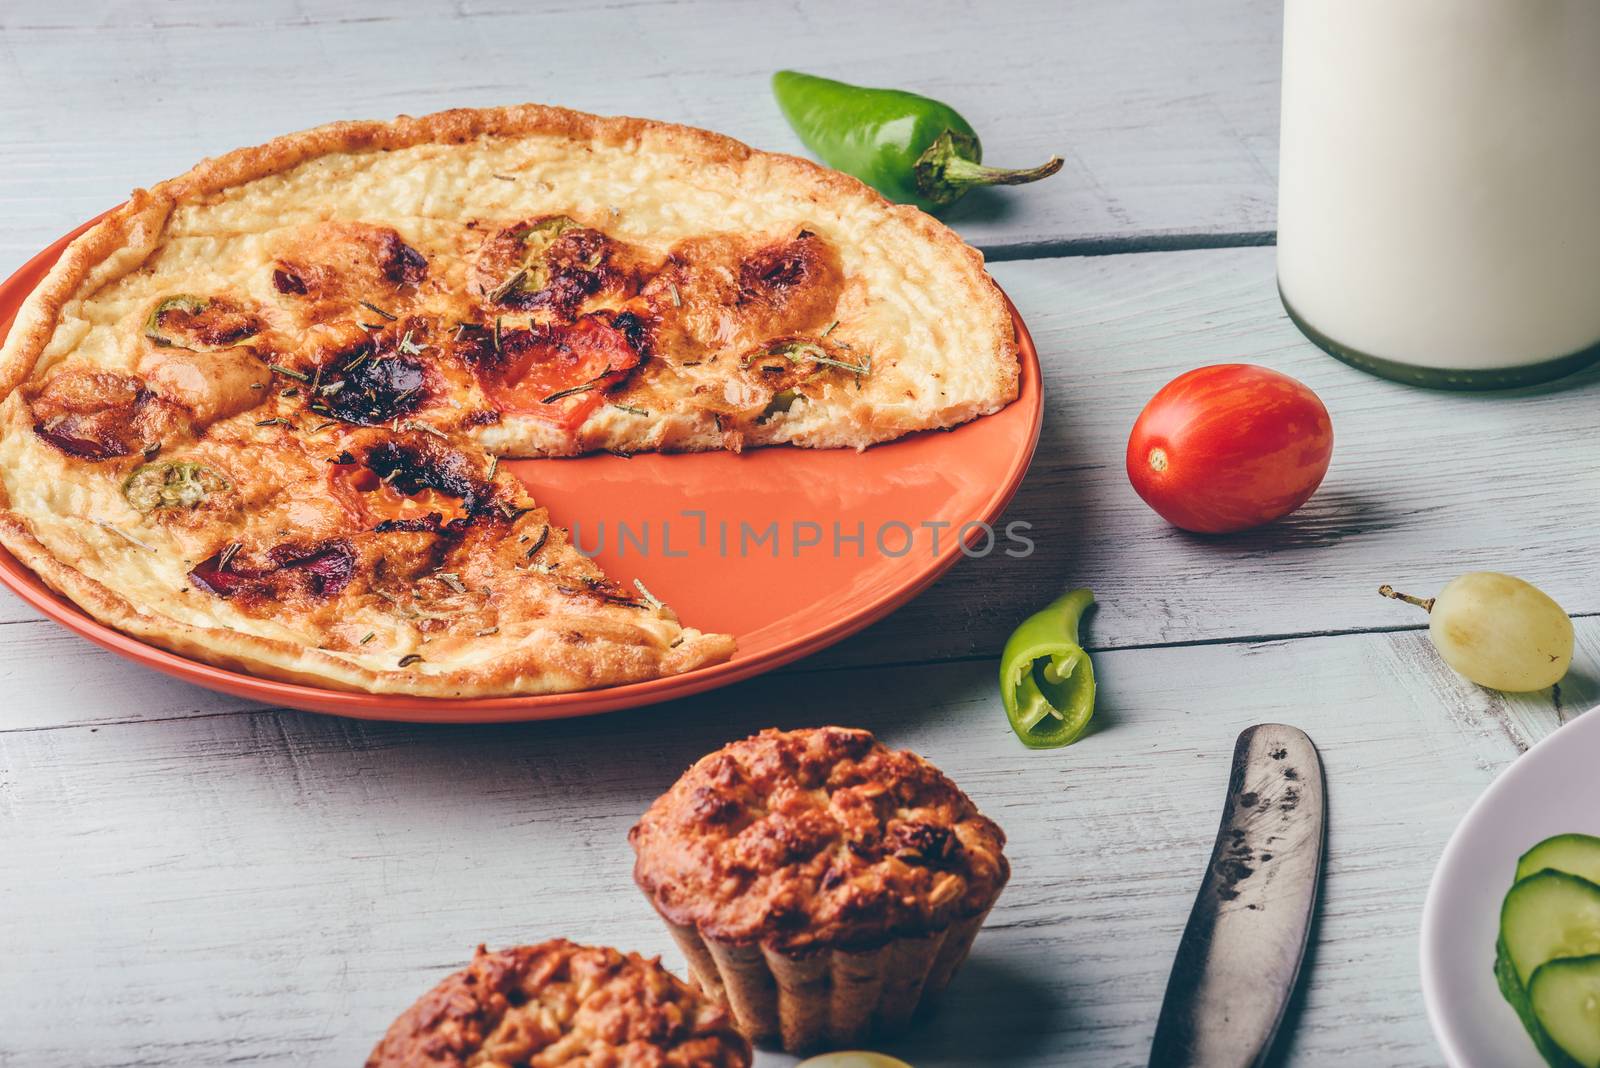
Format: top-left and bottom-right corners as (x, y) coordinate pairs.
(1126, 364), (1333, 534)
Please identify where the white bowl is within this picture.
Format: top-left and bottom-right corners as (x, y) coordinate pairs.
(1420, 706), (1600, 1067)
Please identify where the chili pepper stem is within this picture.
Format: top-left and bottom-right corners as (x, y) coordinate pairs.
(1378, 584), (1435, 613)
(938, 154), (1065, 187)
(914, 130), (1064, 207)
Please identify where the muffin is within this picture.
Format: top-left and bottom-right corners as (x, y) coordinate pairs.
(365, 940), (752, 1067)
(629, 727), (1009, 1052)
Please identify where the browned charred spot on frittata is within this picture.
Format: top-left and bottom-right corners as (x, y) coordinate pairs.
(732, 232), (844, 337)
(608, 309), (651, 354)
(269, 222), (431, 323)
(377, 231), (429, 288)
(363, 435), (493, 515)
(472, 216), (632, 319)
(371, 513), (466, 536)
(443, 320), (496, 368)
(323, 354), (427, 427)
(531, 228), (621, 315)
(641, 230), (844, 356)
(272, 258), (328, 301)
(28, 369), (189, 462)
(311, 326), (432, 427)
(271, 266), (308, 295)
(324, 427), (510, 541)
(738, 232), (834, 307)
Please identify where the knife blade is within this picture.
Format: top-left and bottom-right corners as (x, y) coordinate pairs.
(1148, 723), (1327, 1068)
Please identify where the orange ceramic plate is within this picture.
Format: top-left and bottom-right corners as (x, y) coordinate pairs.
(0, 217), (1042, 722)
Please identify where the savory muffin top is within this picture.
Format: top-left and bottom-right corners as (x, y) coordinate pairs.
(364, 941), (751, 1068)
(629, 727), (1009, 953)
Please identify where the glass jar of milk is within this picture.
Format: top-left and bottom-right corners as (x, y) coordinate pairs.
(1277, 0), (1600, 388)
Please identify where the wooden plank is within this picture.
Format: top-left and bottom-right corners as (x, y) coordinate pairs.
(2, 242), (1596, 728)
(820, 245), (1600, 667)
(3, 623), (1590, 1066)
(0, 618), (258, 731)
(0, 0), (1282, 276)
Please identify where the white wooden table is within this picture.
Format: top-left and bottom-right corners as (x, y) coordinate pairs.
(1, 3), (1594, 1065)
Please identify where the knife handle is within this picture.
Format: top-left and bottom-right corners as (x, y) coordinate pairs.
(1148, 723), (1327, 1068)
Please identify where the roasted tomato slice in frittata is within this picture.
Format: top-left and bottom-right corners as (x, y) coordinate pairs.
(472, 313), (645, 428)
(188, 539), (357, 602)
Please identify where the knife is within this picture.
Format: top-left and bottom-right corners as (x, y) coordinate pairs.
(1148, 723), (1327, 1068)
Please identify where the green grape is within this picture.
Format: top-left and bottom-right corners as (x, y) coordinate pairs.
(1381, 572), (1574, 692)
(796, 1054), (914, 1068)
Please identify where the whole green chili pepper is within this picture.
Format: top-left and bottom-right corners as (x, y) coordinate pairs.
(772, 70), (1064, 213)
(999, 588), (1097, 749)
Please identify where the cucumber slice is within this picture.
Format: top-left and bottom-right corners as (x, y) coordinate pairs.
(1521, 835), (1600, 886)
(1499, 937), (1585, 1068)
(1529, 955), (1600, 1067)
(1502, 872), (1600, 985)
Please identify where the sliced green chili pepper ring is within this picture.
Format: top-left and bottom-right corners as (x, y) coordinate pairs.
(143, 294), (260, 352)
(999, 588), (1097, 749)
(757, 388), (800, 423)
(499, 216), (578, 299)
(143, 295), (209, 348)
(123, 460), (230, 513)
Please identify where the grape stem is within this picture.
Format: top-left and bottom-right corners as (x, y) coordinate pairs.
(1378, 584), (1435, 613)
